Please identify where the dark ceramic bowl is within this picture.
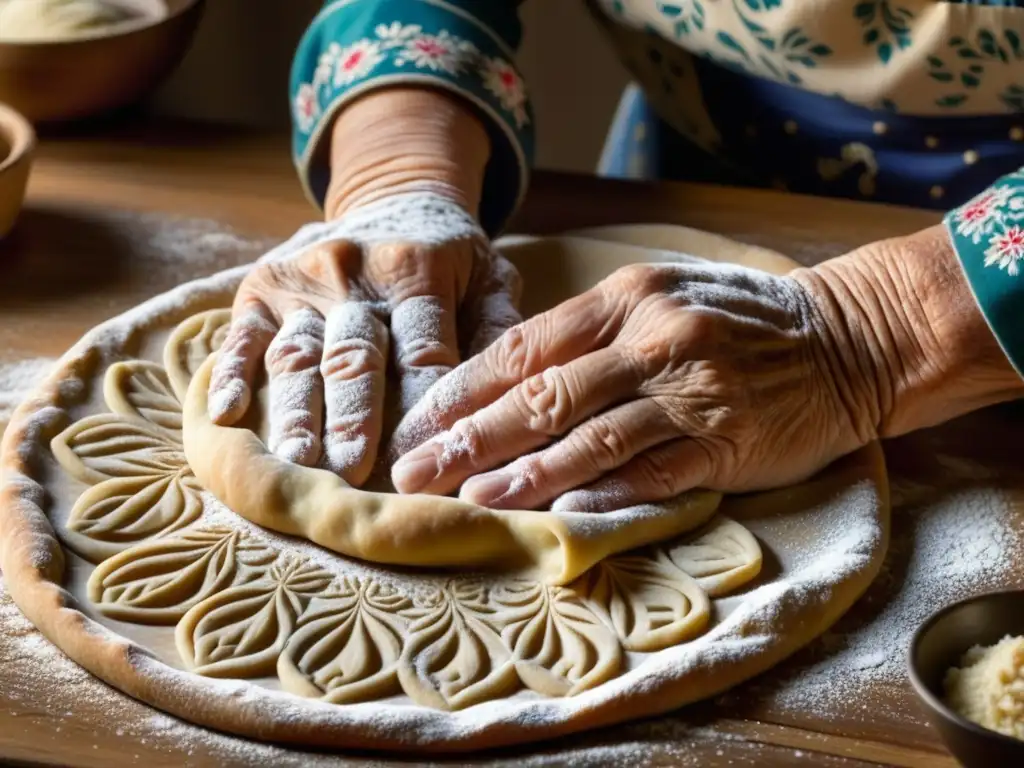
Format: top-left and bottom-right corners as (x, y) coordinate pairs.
(908, 590), (1024, 767)
(0, 0), (204, 123)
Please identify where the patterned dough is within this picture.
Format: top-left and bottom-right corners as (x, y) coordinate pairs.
(0, 225), (890, 750)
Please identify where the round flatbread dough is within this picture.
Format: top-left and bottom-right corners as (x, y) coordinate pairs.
(0, 224), (889, 751)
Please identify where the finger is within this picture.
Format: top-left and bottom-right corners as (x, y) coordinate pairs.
(209, 299), (277, 424)
(391, 292), (460, 414)
(392, 284), (620, 456)
(320, 302), (389, 485)
(465, 254), (522, 356)
(550, 438), (713, 513)
(459, 398), (676, 509)
(391, 346), (642, 495)
(265, 306), (326, 467)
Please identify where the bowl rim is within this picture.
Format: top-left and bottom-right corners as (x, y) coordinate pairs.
(907, 587), (1024, 750)
(0, 0), (204, 46)
(0, 101), (35, 175)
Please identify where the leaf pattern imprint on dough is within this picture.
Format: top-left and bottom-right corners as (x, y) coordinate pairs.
(579, 551), (710, 652)
(490, 580), (622, 696)
(278, 576), (420, 704)
(397, 582), (518, 711)
(163, 309), (232, 401)
(52, 361), (204, 561)
(666, 516), (763, 597)
(176, 556), (333, 676)
(104, 361), (183, 436)
(87, 526), (276, 624)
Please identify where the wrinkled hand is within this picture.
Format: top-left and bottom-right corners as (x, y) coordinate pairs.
(390, 259), (876, 512)
(209, 218), (521, 486)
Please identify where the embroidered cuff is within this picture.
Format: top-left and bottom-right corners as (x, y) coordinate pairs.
(944, 168), (1024, 377)
(290, 0), (534, 237)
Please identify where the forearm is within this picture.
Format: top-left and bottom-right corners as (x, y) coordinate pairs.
(324, 88), (492, 221)
(794, 225), (1024, 440)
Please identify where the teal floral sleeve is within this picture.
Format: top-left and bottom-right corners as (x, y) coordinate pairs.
(291, 0), (533, 236)
(945, 168), (1024, 377)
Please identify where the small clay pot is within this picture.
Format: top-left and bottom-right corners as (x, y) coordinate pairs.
(0, 101), (35, 240)
(0, 0), (204, 124)
(908, 589), (1024, 767)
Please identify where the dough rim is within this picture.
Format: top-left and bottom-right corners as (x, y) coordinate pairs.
(0, 228), (891, 752)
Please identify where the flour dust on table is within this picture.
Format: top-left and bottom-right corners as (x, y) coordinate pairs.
(0, 225), (890, 751)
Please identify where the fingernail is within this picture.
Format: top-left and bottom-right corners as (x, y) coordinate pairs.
(209, 379), (249, 423)
(392, 448), (440, 493)
(275, 435), (317, 466)
(460, 472), (515, 508)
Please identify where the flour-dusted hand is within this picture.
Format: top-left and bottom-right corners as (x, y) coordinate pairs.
(391, 259), (861, 510)
(208, 192), (521, 485)
(392, 227), (1024, 510)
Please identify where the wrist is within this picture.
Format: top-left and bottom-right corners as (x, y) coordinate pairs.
(324, 88), (490, 222)
(794, 226), (1024, 440)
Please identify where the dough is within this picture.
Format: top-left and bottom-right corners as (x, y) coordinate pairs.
(945, 635), (1024, 739)
(182, 349), (721, 586)
(0, 0), (140, 41)
(0, 224), (890, 750)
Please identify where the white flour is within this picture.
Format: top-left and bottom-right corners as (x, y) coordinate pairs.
(763, 486), (1021, 720)
(0, 357), (55, 428)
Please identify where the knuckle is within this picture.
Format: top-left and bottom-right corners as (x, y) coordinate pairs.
(612, 263), (662, 294)
(515, 366), (575, 436)
(266, 336), (322, 376)
(321, 338), (386, 381)
(441, 417), (491, 468)
(492, 324), (531, 378)
(397, 339), (457, 369)
(575, 418), (632, 473)
(636, 452), (681, 498)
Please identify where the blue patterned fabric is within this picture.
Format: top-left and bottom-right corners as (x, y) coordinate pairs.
(600, 61), (1024, 211)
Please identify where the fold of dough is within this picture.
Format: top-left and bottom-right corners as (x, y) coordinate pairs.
(182, 358), (721, 585)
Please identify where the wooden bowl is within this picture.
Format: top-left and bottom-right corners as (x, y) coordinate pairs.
(0, 101), (34, 239)
(0, 0), (204, 123)
(908, 590), (1024, 767)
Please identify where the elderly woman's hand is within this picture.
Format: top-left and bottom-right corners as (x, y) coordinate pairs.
(391, 226), (1024, 511)
(207, 89), (519, 486)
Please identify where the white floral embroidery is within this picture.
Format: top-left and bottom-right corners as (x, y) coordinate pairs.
(953, 186), (1016, 245)
(375, 22), (422, 47)
(984, 225), (1024, 276)
(293, 26), (530, 134)
(314, 42), (341, 88)
(333, 39), (385, 87)
(293, 83), (321, 133)
(480, 55), (528, 128)
(394, 31), (478, 74)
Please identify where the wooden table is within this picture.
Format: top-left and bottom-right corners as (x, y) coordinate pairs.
(2, 119), (1016, 768)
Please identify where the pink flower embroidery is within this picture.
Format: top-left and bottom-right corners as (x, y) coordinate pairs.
(984, 225), (1024, 276)
(395, 31), (475, 74)
(333, 40), (385, 87)
(480, 56), (529, 127)
(293, 83), (320, 133)
(954, 186), (1014, 244)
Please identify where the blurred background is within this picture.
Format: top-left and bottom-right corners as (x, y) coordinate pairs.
(150, 0), (629, 173)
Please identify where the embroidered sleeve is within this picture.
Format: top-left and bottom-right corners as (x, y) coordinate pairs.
(944, 168), (1024, 377)
(291, 0), (533, 236)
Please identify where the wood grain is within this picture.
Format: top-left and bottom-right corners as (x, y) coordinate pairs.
(0, 119), (987, 768)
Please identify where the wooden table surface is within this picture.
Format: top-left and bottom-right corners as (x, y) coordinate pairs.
(2, 119), (1016, 768)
